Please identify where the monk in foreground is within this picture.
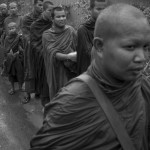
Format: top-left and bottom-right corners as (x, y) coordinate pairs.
(30, 3), (150, 150)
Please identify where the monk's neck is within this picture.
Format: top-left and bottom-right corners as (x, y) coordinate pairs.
(52, 25), (66, 33)
(90, 60), (126, 85)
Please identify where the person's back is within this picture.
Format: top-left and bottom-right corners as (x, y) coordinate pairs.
(30, 3), (150, 150)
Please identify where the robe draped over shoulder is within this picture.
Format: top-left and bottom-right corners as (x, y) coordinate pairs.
(42, 25), (77, 100)
(30, 63), (150, 150)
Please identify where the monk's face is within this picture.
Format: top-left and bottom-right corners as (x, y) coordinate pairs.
(0, 5), (7, 15)
(35, 0), (43, 14)
(53, 10), (66, 28)
(8, 24), (17, 35)
(95, 16), (150, 82)
(43, 4), (53, 21)
(91, 1), (106, 20)
(9, 3), (18, 15)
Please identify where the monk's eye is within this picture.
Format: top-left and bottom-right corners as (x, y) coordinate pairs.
(125, 45), (136, 51)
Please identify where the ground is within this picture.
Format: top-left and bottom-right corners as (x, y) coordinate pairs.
(0, 75), (43, 150)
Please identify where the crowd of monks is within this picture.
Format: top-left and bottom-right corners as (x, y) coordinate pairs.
(0, 0), (108, 107)
(0, 1), (150, 150)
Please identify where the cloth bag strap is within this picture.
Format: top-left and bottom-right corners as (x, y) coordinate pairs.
(77, 74), (136, 150)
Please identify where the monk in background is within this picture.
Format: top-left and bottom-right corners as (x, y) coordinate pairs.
(0, 3), (8, 38)
(3, 2), (22, 38)
(24, 1), (54, 106)
(3, 22), (24, 95)
(22, 0), (43, 103)
(0, 3), (8, 67)
(42, 6), (77, 101)
(77, 0), (108, 75)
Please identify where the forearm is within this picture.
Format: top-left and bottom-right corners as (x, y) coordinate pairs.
(55, 52), (68, 61)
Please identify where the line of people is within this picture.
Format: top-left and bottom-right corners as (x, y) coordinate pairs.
(0, 0), (150, 149)
(0, 0), (108, 109)
(0, 0), (107, 106)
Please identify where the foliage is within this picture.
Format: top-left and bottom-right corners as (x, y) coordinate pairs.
(132, 3), (146, 11)
(74, 0), (90, 21)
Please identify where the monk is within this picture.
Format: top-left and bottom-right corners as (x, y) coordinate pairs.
(42, 6), (77, 101)
(3, 22), (24, 95)
(22, 0), (43, 37)
(77, 0), (108, 75)
(22, 0), (43, 103)
(30, 3), (150, 150)
(4, 2), (22, 37)
(0, 3), (8, 37)
(25, 1), (54, 105)
(0, 3), (8, 67)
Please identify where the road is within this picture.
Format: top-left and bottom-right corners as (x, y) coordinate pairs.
(0, 76), (43, 150)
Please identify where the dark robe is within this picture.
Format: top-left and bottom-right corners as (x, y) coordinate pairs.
(42, 25), (77, 100)
(4, 33), (24, 83)
(0, 13), (9, 37)
(22, 10), (41, 93)
(30, 14), (53, 98)
(77, 18), (96, 75)
(30, 61), (150, 150)
(0, 13), (11, 66)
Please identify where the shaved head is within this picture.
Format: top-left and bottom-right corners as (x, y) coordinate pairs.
(9, 2), (17, 7)
(8, 22), (17, 28)
(93, 3), (150, 82)
(0, 3), (7, 8)
(94, 3), (150, 41)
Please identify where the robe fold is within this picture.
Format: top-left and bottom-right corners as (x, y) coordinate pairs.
(77, 18), (95, 75)
(4, 34), (24, 83)
(30, 61), (150, 150)
(42, 25), (77, 100)
(30, 15), (52, 98)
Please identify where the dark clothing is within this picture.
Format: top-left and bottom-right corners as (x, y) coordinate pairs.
(77, 18), (96, 75)
(42, 25), (77, 100)
(22, 10), (41, 93)
(4, 34), (24, 83)
(22, 11), (41, 36)
(30, 14), (52, 99)
(0, 13), (9, 37)
(0, 13), (12, 66)
(30, 61), (150, 150)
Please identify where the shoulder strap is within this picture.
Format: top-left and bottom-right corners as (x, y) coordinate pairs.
(77, 74), (136, 150)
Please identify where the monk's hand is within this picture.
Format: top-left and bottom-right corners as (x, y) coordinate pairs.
(67, 52), (77, 62)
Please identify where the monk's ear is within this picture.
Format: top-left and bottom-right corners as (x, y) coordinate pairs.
(93, 37), (104, 58)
